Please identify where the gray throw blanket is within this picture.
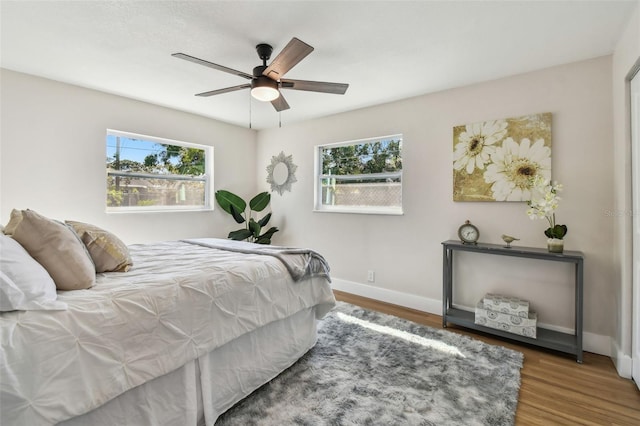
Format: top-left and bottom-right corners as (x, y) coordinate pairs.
(182, 238), (331, 282)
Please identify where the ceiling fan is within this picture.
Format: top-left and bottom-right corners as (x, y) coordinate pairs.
(172, 37), (349, 112)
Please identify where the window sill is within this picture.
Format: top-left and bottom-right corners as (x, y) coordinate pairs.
(106, 206), (213, 214)
(313, 207), (403, 216)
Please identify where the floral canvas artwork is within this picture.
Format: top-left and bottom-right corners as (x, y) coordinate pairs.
(453, 112), (552, 201)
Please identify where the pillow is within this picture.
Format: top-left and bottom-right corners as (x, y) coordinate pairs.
(3, 208), (23, 235)
(65, 220), (133, 273)
(0, 234), (67, 311)
(11, 209), (96, 290)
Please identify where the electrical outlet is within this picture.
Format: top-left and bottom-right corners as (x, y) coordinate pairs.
(367, 270), (375, 282)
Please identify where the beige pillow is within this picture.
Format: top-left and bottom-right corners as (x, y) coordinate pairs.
(65, 220), (133, 273)
(11, 210), (95, 290)
(3, 209), (23, 235)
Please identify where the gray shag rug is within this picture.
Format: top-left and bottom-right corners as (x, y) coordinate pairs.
(215, 301), (523, 425)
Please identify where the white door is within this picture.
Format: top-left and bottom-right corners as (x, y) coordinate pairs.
(631, 70), (640, 390)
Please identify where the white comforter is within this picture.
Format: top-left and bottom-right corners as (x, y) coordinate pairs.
(0, 240), (335, 425)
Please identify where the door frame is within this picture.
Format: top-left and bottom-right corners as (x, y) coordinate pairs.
(630, 65), (639, 389)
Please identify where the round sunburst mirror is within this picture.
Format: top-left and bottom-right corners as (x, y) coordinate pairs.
(266, 151), (297, 195)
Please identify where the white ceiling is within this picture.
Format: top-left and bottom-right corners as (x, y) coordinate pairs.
(1, 1), (636, 129)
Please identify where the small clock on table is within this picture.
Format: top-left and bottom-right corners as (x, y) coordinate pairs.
(458, 220), (479, 245)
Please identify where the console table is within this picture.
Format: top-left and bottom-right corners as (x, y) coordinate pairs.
(442, 240), (584, 363)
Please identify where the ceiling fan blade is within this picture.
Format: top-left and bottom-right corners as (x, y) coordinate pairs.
(195, 84), (251, 97)
(172, 53), (253, 80)
(263, 38), (314, 80)
(271, 92), (290, 112)
(280, 79), (349, 95)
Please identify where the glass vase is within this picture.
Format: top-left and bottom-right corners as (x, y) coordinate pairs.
(547, 238), (564, 253)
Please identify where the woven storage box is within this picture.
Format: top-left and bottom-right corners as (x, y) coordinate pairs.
(474, 300), (537, 339)
(483, 293), (529, 318)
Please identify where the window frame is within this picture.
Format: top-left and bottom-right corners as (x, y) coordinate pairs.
(105, 129), (214, 213)
(314, 134), (403, 215)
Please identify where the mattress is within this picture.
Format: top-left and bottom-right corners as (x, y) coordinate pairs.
(0, 240), (335, 425)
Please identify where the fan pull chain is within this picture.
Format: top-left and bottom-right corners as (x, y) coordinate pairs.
(279, 112), (282, 128)
(249, 92), (252, 129)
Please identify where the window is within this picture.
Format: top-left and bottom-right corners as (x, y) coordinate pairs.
(315, 134), (403, 214)
(106, 129), (213, 212)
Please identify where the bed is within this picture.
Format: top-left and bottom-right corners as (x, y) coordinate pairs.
(1, 236), (335, 426)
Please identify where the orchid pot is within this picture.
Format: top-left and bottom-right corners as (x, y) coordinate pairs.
(547, 238), (564, 253)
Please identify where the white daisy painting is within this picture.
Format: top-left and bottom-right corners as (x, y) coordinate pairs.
(453, 113), (552, 201)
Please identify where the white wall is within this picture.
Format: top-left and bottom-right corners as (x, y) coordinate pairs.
(611, 0), (640, 377)
(0, 51), (629, 360)
(257, 56), (615, 354)
(0, 69), (257, 244)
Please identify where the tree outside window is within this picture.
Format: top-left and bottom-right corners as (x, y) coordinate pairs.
(106, 130), (212, 212)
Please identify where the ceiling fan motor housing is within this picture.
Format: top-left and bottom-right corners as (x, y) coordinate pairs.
(252, 65), (278, 89)
(253, 65), (268, 78)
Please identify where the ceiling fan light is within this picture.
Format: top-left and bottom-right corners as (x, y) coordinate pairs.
(251, 77), (280, 102)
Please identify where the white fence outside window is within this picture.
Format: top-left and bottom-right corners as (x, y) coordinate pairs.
(315, 134), (403, 215)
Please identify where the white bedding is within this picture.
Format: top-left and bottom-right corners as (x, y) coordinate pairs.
(59, 307), (319, 426)
(0, 239), (335, 425)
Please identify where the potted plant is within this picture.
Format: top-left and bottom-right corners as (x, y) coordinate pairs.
(215, 190), (278, 244)
(526, 175), (567, 253)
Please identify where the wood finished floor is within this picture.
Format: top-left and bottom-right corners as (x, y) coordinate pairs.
(333, 290), (640, 425)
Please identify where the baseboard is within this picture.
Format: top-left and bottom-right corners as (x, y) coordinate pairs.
(331, 278), (612, 357)
(610, 339), (633, 379)
(535, 323), (612, 357)
(331, 278), (441, 314)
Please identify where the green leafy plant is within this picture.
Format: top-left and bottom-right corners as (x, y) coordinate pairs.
(215, 190), (279, 244)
